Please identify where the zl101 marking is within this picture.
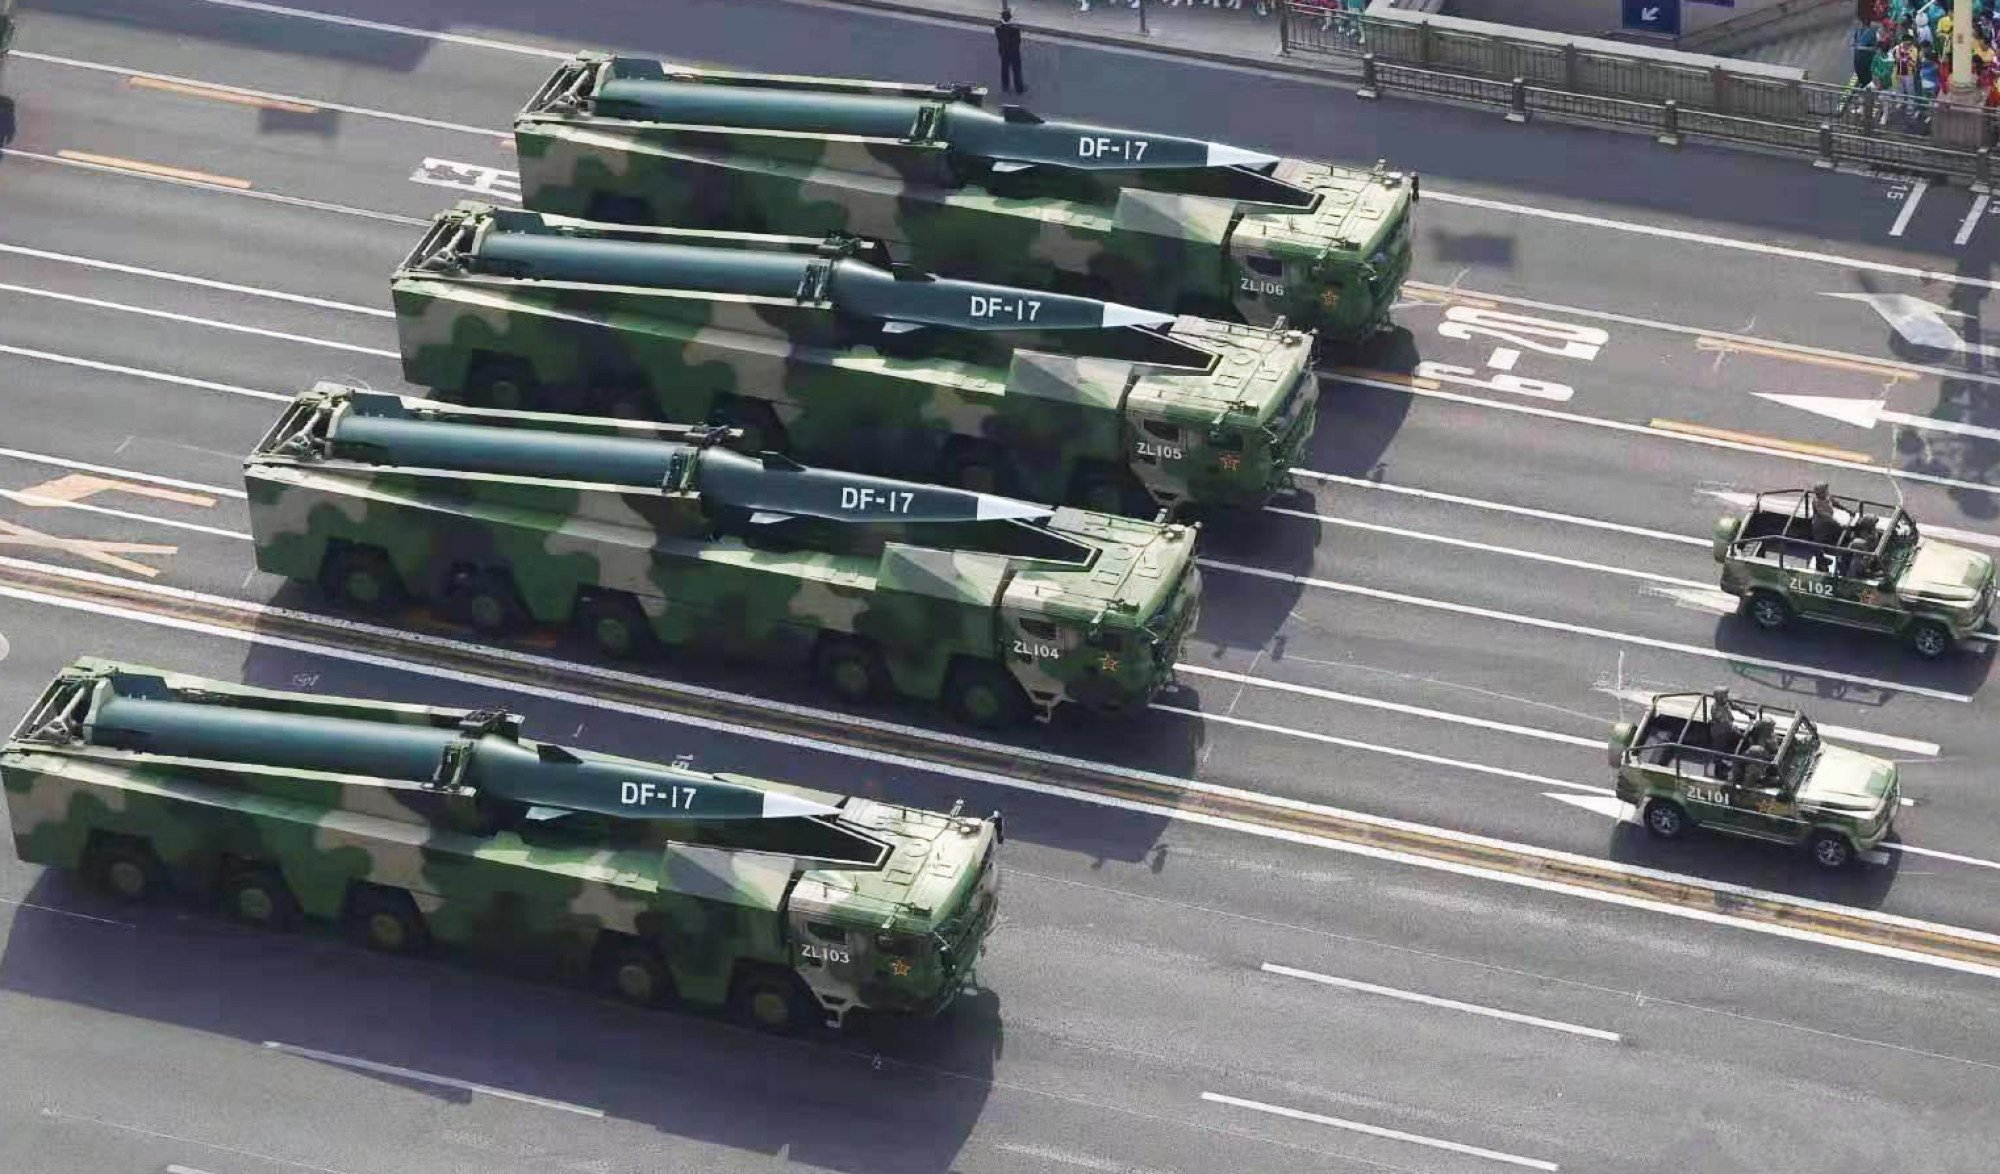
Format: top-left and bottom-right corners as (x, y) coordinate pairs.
(969, 295), (1042, 322)
(840, 487), (915, 513)
(1079, 136), (1149, 161)
(620, 781), (697, 808)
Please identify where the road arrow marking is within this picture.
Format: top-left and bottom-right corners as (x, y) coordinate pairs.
(1824, 291), (2000, 356)
(1546, 792), (1634, 822)
(1756, 392), (2000, 444)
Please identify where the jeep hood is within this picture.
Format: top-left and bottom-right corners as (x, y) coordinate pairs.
(1797, 744), (1897, 813)
(1898, 539), (1994, 606)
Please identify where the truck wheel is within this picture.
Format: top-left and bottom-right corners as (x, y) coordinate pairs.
(1908, 620), (1951, 660)
(732, 971), (814, 1034)
(1641, 798), (1690, 840)
(87, 838), (167, 903)
(466, 356), (540, 412)
(598, 940), (676, 1008)
(320, 546), (404, 612)
(579, 593), (658, 661)
(454, 569), (527, 636)
(1745, 591), (1792, 632)
(945, 661), (1029, 729)
(813, 636), (889, 704)
(220, 863), (302, 931)
(345, 887), (429, 954)
(1809, 830), (1856, 869)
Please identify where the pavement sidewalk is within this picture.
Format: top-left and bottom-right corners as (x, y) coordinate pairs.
(807, 0), (1361, 79)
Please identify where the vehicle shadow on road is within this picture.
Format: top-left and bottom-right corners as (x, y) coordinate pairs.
(1708, 610), (1995, 707)
(26, 0), (437, 70)
(0, 870), (1001, 1173)
(1602, 819), (1903, 911)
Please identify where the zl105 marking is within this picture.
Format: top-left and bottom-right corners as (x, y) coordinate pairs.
(1137, 441), (1184, 461)
(840, 487), (915, 513)
(968, 295), (1042, 322)
(620, 780), (698, 808)
(1079, 136), (1148, 161)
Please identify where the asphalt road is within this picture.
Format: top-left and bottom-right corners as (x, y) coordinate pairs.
(6, 0), (2000, 1169)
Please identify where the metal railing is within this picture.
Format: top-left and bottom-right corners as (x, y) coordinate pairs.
(1284, 2), (2000, 183)
(1677, 0), (1847, 54)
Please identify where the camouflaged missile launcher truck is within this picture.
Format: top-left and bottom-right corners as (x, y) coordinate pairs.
(245, 383), (1203, 727)
(512, 53), (1414, 346)
(2, 658), (1002, 1032)
(0, 0), (15, 89)
(393, 202), (1318, 516)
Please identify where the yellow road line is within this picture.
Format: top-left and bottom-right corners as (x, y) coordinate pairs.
(1647, 418), (1875, 464)
(1695, 336), (1918, 384)
(127, 74), (319, 115)
(55, 150), (251, 190)
(1327, 366), (1441, 391)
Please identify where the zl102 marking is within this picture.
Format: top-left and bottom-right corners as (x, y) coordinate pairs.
(840, 487), (915, 513)
(969, 295), (1042, 322)
(1079, 136), (1149, 161)
(1788, 576), (1835, 597)
(620, 781), (697, 808)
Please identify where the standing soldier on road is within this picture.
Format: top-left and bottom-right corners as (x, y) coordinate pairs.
(995, 9), (1026, 95)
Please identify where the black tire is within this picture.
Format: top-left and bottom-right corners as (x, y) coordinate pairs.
(598, 938), (676, 1008)
(220, 863), (302, 932)
(86, 838), (167, 903)
(466, 355), (540, 412)
(345, 887), (429, 954)
(320, 545), (404, 612)
(732, 969), (815, 1034)
(453, 568), (527, 636)
(813, 637), (890, 705)
(579, 593), (659, 661)
(1641, 798), (1690, 840)
(1908, 619), (1952, 660)
(1745, 591), (1792, 632)
(707, 398), (786, 454)
(1808, 829), (1856, 869)
(944, 660), (1030, 729)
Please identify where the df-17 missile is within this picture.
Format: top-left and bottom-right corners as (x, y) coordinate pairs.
(78, 675), (838, 824)
(316, 389), (1056, 526)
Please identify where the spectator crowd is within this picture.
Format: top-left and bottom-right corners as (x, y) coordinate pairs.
(1848, 0), (2000, 123)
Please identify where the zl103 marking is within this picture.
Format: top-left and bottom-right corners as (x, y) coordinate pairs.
(967, 295), (1042, 322)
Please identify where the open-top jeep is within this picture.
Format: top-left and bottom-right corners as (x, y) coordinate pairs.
(1714, 486), (1995, 658)
(1609, 689), (1899, 869)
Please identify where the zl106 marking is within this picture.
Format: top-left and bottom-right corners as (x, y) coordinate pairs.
(1078, 136), (1149, 161)
(840, 487), (916, 513)
(968, 295), (1042, 322)
(620, 780), (698, 808)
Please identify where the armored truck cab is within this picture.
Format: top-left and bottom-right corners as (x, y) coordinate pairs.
(246, 383), (1202, 727)
(393, 202), (1318, 515)
(512, 52), (1412, 345)
(3, 659), (1003, 1031)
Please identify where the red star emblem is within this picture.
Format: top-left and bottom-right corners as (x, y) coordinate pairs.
(1319, 288), (1340, 308)
(1219, 453), (1242, 471)
(890, 960), (911, 977)
(1099, 654), (1119, 672)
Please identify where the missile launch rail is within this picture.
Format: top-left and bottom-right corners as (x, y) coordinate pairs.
(245, 383), (1203, 728)
(2, 658), (1003, 1032)
(393, 202), (1319, 515)
(512, 52), (1413, 345)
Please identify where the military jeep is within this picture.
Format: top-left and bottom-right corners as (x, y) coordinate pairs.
(1713, 487), (1995, 658)
(1610, 690), (1899, 868)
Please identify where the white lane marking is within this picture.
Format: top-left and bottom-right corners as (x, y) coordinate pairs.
(165, 1166), (221, 1174)
(0, 243), (390, 317)
(1265, 505), (1711, 588)
(0, 344), (289, 403)
(0, 281), (399, 359)
(1197, 557), (1976, 704)
(1200, 1092), (1559, 1171)
(1429, 189), (2000, 296)
(1642, 584), (1741, 616)
(1174, 665), (1602, 749)
(1287, 469), (1711, 548)
(0, 489), (251, 540)
(3, 145), (430, 225)
(1958, 194), (1992, 247)
(191, 0), (575, 56)
(1333, 372), (2000, 500)
(0, 447), (244, 499)
(991, 1142), (1175, 1174)
(1260, 961), (1622, 1042)
(43, 1106), (365, 1174)
(1594, 685), (1940, 756)
(8, 558), (2000, 982)
(1889, 180), (1929, 238)
(1698, 489), (2000, 552)
(261, 1041), (603, 1116)
(0, 895), (134, 926)
(1157, 704), (1611, 795)
(1891, 843), (2000, 871)
(1546, 792), (1635, 822)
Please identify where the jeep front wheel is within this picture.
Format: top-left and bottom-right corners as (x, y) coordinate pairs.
(1642, 798), (1690, 840)
(1746, 591), (1791, 632)
(1908, 620), (1951, 660)
(1809, 830), (1856, 869)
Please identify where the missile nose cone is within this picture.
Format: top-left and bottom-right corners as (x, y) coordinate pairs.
(1098, 303), (1179, 330)
(1204, 141), (1281, 169)
(761, 790), (844, 820)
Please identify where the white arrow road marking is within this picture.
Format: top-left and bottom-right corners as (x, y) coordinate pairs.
(1826, 291), (2000, 356)
(1756, 393), (2000, 444)
(1546, 792), (1635, 822)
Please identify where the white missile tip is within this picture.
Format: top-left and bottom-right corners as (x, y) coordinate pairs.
(1205, 142), (1280, 169)
(761, 791), (843, 820)
(974, 494), (1058, 522)
(1099, 303), (1179, 330)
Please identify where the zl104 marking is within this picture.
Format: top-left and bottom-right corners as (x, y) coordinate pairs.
(1012, 639), (1061, 659)
(840, 487), (915, 513)
(1079, 136), (1148, 161)
(968, 295), (1042, 322)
